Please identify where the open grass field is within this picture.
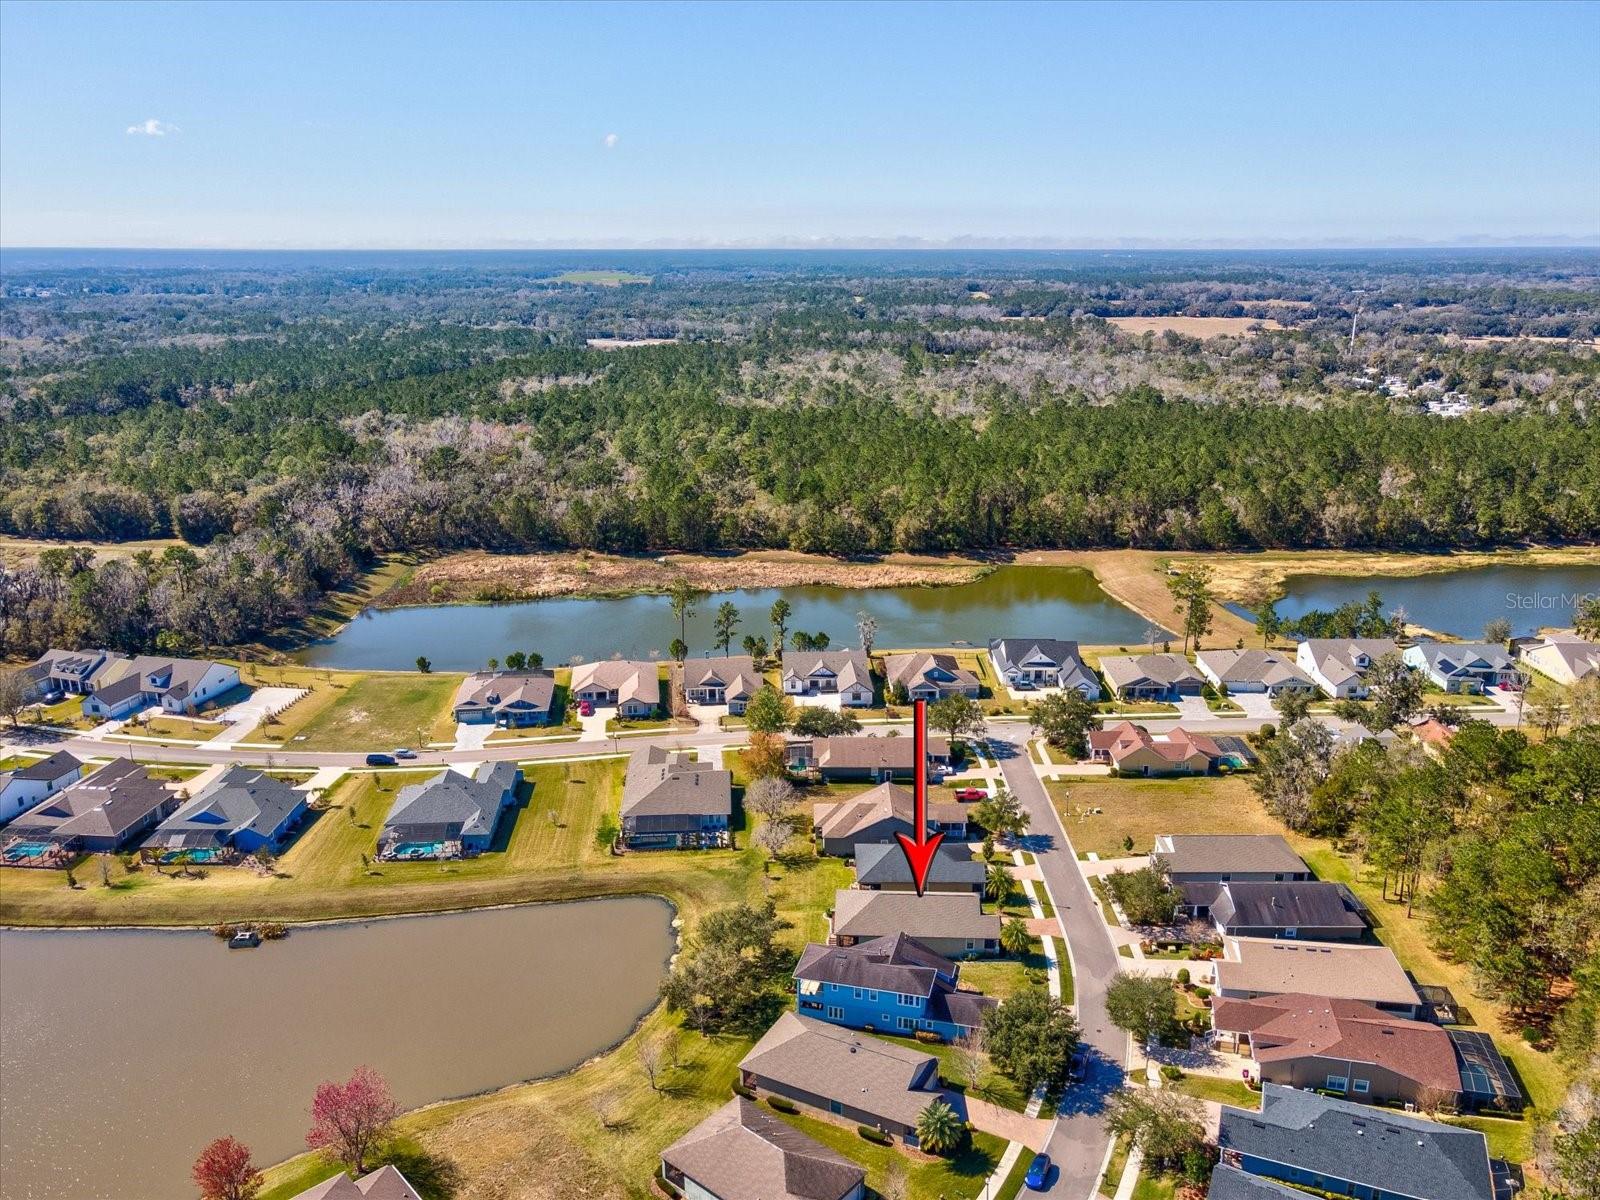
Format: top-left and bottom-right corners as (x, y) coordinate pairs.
(557, 270), (652, 285)
(1107, 315), (1285, 338)
(1047, 775), (1282, 858)
(271, 672), (463, 751)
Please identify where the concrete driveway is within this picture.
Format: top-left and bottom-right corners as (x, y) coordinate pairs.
(790, 692), (843, 711)
(452, 722), (494, 752)
(685, 703), (727, 733)
(214, 686), (309, 747)
(576, 710), (612, 741)
(942, 1091), (1054, 1151)
(1174, 695), (1213, 722)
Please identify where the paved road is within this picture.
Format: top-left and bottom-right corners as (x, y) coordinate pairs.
(988, 722), (1124, 1200)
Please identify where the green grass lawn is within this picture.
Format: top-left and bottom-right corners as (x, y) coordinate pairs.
(1099, 1134), (1132, 1198)
(866, 1029), (1030, 1113)
(277, 673), (462, 751)
(773, 1105), (1009, 1200)
(1164, 1073), (1259, 1109)
(1447, 1114), (1533, 1164)
(1049, 775), (1285, 858)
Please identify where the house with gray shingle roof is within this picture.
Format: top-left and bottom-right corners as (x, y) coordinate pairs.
(882, 652), (981, 702)
(1099, 652), (1206, 701)
(853, 842), (985, 894)
(1518, 634), (1600, 686)
(793, 734), (952, 782)
(0, 751), (83, 825)
(140, 766), (308, 861)
(782, 650), (875, 707)
(1206, 1164), (1316, 1200)
(1294, 639), (1399, 699)
(794, 932), (996, 1040)
(78, 654), (241, 719)
(812, 782), (967, 857)
(1402, 641), (1518, 694)
(3, 759), (178, 858)
(620, 745), (731, 849)
(29, 647), (116, 696)
(1209, 881), (1366, 941)
(1153, 834), (1311, 916)
(377, 763), (521, 860)
(1217, 1084), (1496, 1200)
(988, 638), (1101, 699)
(739, 1011), (943, 1141)
(288, 1165), (423, 1200)
(452, 670), (557, 727)
(661, 1097), (866, 1200)
(682, 655), (765, 714)
(830, 888), (1000, 959)
(1196, 649), (1318, 696)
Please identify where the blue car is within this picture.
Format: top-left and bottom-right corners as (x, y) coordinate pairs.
(365, 752), (397, 766)
(1024, 1152), (1051, 1191)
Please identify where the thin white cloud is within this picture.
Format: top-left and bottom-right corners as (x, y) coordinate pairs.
(603, 132), (619, 149)
(126, 118), (177, 137)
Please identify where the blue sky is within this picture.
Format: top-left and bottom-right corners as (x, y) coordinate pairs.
(2, 0), (1596, 248)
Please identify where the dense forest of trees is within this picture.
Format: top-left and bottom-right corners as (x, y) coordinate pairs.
(1, 249), (1596, 657)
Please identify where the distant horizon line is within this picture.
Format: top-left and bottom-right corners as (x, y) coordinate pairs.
(4, 235), (1600, 255)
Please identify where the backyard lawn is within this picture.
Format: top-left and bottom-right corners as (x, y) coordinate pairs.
(1048, 775), (1283, 858)
(1164, 1073), (1259, 1109)
(272, 672), (463, 751)
(773, 1106), (1009, 1200)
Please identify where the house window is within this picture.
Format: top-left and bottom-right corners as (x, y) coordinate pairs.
(1283, 928), (1298, 939)
(1352, 1079), (1370, 1094)
(900, 993), (917, 1007)
(965, 940), (975, 951)
(829, 1100), (843, 1115)
(853, 988), (864, 1000)
(865, 990), (878, 1001)
(826, 1006), (844, 1020)
(1326, 1075), (1349, 1092)
(897, 1016), (915, 1030)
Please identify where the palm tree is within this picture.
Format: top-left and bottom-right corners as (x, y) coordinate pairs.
(915, 1098), (964, 1155)
(984, 860), (1013, 903)
(1000, 916), (1032, 957)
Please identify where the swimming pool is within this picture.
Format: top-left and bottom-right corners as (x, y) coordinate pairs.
(2, 842), (57, 862)
(390, 842), (444, 859)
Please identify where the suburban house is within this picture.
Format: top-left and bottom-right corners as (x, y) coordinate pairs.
(1152, 834), (1312, 918)
(451, 670), (557, 727)
(882, 652), (981, 701)
(1195, 649), (1318, 696)
(377, 763), (521, 860)
(29, 647), (115, 695)
(1211, 993), (1461, 1106)
(812, 782), (967, 857)
(288, 1165), (424, 1200)
(829, 889), (1000, 958)
(0, 751), (83, 825)
(792, 734), (952, 782)
(738, 1011), (943, 1143)
(794, 932), (996, 1040)
(660, 1097), (866, 1200)
(1208, 881), (1366, 941)
(1099, 652), (1206, 701)
(1087, 721), (1235, 775)
(1518, 634), (1600, 686)
(2, 759), (179, 862)
(1206, 1165), (1315, 1200)
(988, 638), (1101, 698)
(140, 766), (309, 863)
(1216, 1085), (1496, 1200)
(619, 745), (732, 850)
(1410, 716), (1459, 756)
(853, 842), (985, 894)
(682, 655), (764, 714)
(1213, 937), (1423, 1017)
(78, 654), (242, 720)
(781, 650), (875, 707)
(1294, 639), (1400, 699)
(1402, 641), (1519, 694)
(569, 659), (660, 717)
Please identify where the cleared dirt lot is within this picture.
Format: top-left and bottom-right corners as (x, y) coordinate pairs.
(1107, 315), (1285, 338)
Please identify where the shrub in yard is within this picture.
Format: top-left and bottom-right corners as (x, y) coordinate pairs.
(914, 1029), (943, 1044)
(857, 1125), (891, 1145)
(1160, 1064), (1183, 1081)
(1192, 985), (1211, 1000)
(1521, 1025), (1542, 1045)
(1176, 968), (1191, 987)
(732, 1082), (756, 1100)
(766, 1096), (797, 1114)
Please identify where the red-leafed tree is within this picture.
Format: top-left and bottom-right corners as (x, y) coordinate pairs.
(305, 1065), (399, 1174)
(191, 1136), (262, 1200)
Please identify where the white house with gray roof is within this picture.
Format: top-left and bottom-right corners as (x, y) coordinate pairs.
(988, 638), (1101, 698)
(1294, 639), (1400, 699)
(1402, 641), (1518, 694)
(682, 655), (764, 714)
(0, 751), (83, 825)
(452, 670), (557, 726)
(569, 659), (660, 717)
(782, 650), (874, 706)
(378, 763), (521, 860)
(79, 654), (240, 719)
(619, 745), (731, 849)
(1518, 634), (1600, 686)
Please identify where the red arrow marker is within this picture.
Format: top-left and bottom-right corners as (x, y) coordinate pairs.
(894, 697), (946, 897)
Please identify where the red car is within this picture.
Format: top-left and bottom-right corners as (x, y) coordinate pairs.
(953, 787), (988, 801)
(578, 700), (595, 717)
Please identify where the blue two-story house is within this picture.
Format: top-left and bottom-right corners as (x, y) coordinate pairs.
(793, 932), (996, 1042)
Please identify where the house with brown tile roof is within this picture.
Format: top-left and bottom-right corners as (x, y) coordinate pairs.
(812, 781), (966, 857)
(661, 1097), (866, 1200)
(739, 1012), (942, 1141)
(569, 659), (661, 717)
(882, 652), (980, 702)
(1212, 992), (1461, 1106)
(620, 745), (731, 849)
(1087, 721), (1223, 775)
